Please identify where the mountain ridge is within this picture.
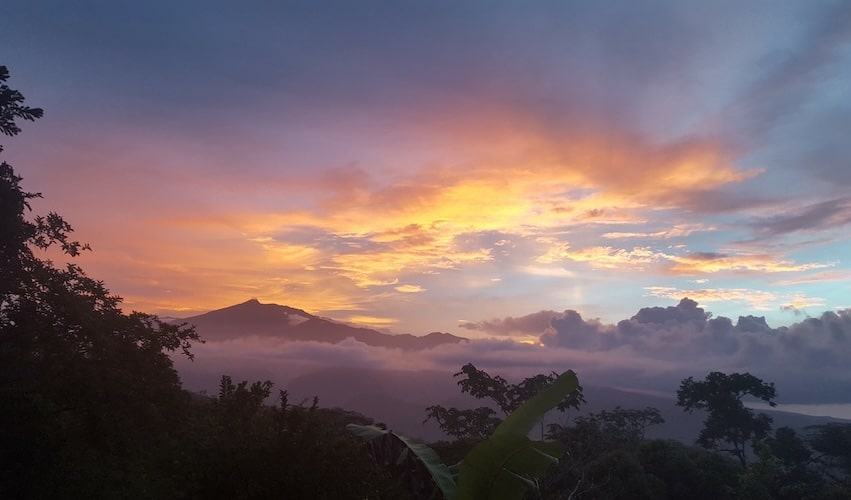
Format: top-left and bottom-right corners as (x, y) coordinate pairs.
(177, 299), (468, 350)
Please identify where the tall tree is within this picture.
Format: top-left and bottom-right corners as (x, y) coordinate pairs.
(676, 371), (777, 467)
(425, 363), (585, 441)
(0, 65), (199, 498)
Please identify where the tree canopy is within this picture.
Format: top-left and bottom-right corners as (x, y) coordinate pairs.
(0, 64), (200, 498)
(425, 363), (586, 441)
(677, 371), (777, 467)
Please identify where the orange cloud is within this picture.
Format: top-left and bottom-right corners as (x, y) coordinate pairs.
(30, 100), (775, 327)
(412, 105), (760, 202)
(665, 252), (833, 275)
(771, 270), (851, 286)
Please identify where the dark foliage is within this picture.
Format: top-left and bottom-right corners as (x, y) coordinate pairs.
(180, 376), (400, 499)
(806, 423), (851, 496)
(541, 407), (672, 499)
(425, 363), (586, 441)
(1, 64), (199, 499)
(677, 371), (777, 466)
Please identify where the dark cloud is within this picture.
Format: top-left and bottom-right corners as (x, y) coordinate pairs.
(751, 197), (851, 237)
(460, 310), (557, 336)
(735, 315), (772, 334)
(527, 298), (851, 402)
(630, 297), (708, 325)
(672, 189), (778, 215)
(729, 1), (851, 144)
(780, 305), (806, 316)
(541, 310), (611, 349)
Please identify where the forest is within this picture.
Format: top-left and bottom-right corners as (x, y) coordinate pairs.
(2, 66), (851, 499)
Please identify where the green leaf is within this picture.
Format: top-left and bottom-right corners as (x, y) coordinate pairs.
(502, 469), (537, 489)
(347, 424), (457, 499)
(458, 434), (528, 500)
(457, 433), (563, 500)
(346, 423), (389, 440)
(504, 440), (564, 475)
(529, 440), (565, 460)
(494, 369), (579, 437)
(456, 370), (577, 500)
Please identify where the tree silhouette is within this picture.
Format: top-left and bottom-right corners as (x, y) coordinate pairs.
(0, 66), (42, 136)
(807, 423), (851, 494)
(542, 406), (666, 498)
(676, 371), (776, 467)
(0, 65), (199, 498)
(425, 363), (585, 440)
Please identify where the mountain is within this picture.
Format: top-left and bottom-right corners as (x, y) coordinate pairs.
(177, 299), (467, 350)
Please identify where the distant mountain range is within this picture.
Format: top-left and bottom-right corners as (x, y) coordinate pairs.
(177, 299), (467, 350)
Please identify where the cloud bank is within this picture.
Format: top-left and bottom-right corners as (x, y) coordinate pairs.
(175, 299), (851, 407)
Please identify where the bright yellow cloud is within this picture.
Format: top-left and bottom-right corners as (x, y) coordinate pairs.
(558, 246), (663, 270)
(602, 224), (715, 239)
(342, 315), (399, 327)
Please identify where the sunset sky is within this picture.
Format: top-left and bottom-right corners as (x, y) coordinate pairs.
(3, 1), (851, 338)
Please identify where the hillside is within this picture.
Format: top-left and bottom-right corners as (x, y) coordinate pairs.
(178, 299), (467, 350)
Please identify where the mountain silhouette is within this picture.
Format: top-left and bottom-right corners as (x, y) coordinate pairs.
(179, 299), (467, 349)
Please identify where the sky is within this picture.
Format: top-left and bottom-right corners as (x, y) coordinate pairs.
(2, 1), (851, 345)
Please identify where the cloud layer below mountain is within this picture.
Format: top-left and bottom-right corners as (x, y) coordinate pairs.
(174, 299), (851, 409)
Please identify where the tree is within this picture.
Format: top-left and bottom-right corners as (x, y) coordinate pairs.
(676, 372), (777, 467)
(422, 405), (502, 440)
(184, 376), (397, 500)
(637, 439), (740, 500)
(540, 407), (666, 499)
(425, 363), (586, 440)
(577, 406), (665, 444)
(0, 65), (199, 498)
(354, 369), (581, 500)
(738, 427), (825, 500)
(807, 423), (851, 495)
(0, 66), (42, 136)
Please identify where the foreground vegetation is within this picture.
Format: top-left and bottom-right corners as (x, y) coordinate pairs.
(2, 66), (851, 498)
